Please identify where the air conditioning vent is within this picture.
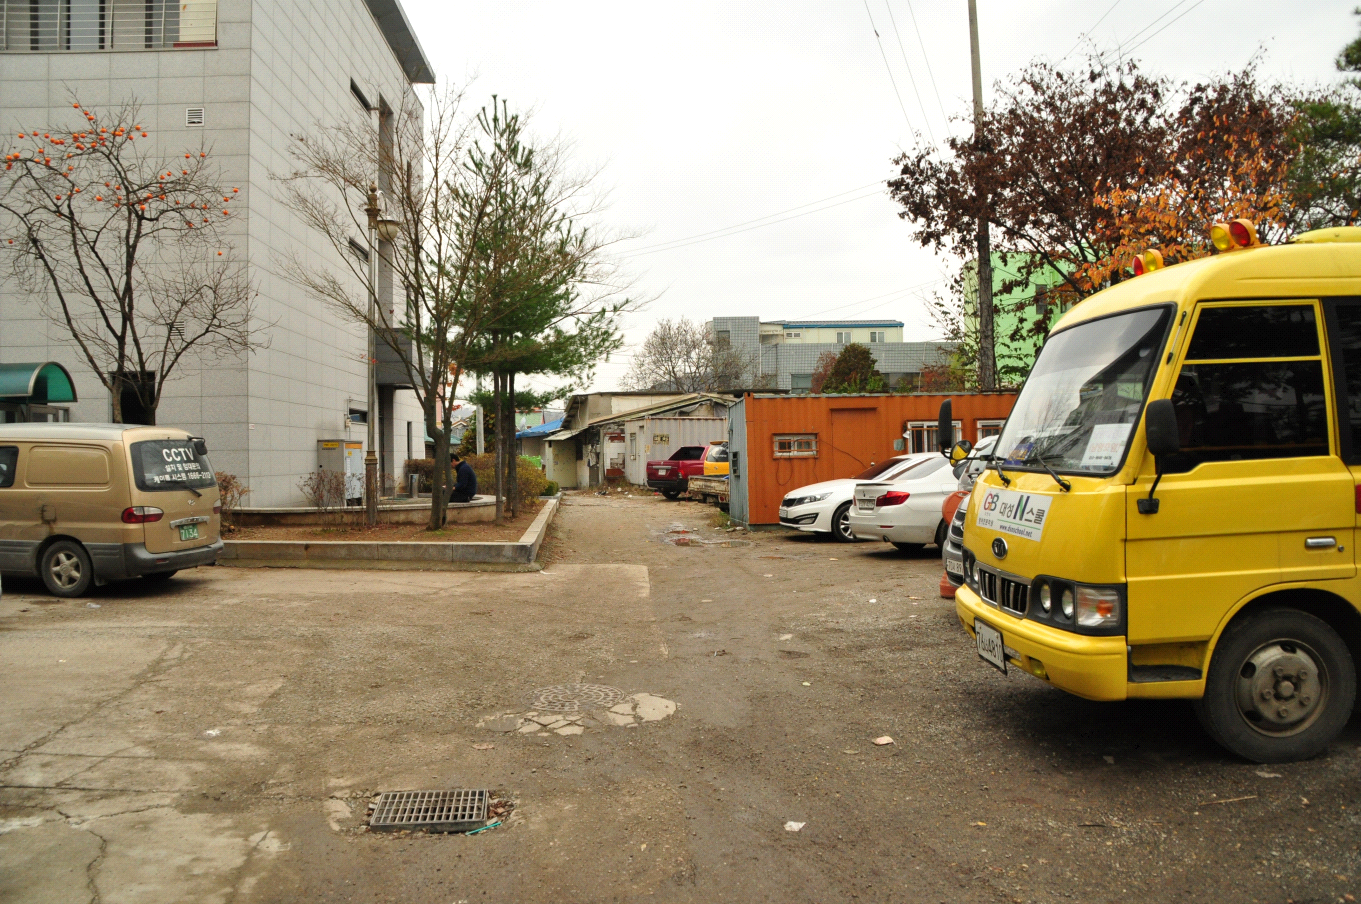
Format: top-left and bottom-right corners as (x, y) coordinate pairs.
(186, 107), (205, 127)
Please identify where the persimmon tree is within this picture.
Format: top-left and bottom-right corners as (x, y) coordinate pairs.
(0, 100), (259, 423)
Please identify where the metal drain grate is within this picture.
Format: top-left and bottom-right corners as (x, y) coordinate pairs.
(369, 789), (488, 833)
(526, 683), (630, 713)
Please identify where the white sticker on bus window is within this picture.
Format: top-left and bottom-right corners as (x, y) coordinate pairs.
(1079, 423), (1133, 471)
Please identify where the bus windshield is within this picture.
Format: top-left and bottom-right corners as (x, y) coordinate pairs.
(995, 306), (1172, 476)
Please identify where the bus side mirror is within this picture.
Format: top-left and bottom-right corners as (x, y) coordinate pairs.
(949, 439), (973, 465)
(937, 400), (953, 456)
(1139, 400), (1178, 514)
(1144, 400), (1179, 457)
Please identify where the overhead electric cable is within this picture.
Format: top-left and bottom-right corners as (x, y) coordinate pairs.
(622, 182), (883, 255)
(1119, 0), (1193, 51)
(1060, 0), (1123, 62)
(862, 0), (915, 132)
(622, 189), (884, 258)
(883, 1), (935, 144)
(1124, 0), (1205, 54)
(903, 0), (953, 138)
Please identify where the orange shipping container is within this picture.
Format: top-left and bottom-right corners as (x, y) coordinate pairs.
(726, 392), (1017, 525)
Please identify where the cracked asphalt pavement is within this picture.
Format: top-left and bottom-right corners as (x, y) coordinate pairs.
(2, 492), (1360, 902)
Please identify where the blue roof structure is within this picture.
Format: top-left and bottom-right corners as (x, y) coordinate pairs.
(516, 418), (564, 440)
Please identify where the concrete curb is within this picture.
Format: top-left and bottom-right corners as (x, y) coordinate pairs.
(219, 495), (561, 572)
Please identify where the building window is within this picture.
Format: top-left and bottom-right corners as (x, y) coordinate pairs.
(785, 331), (801, 339)
(836, 331), (852, 344)
(716, 329), (731, 345)
(348, 407), (367, 425)
(869, 331), (886, 343)
(790, 373), (813, 391)
(976, 419), (1005, 439)
(773, 434), (817, 458)
(12, 0), (216, 51)
(905, 420), (961, 454)
(350, 79), (373, 112)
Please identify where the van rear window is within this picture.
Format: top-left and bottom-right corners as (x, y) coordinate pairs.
(130, 440), (216, 491)
(0, 447), (15, 488)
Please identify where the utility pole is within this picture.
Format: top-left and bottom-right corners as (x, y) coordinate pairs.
(968, 0), (996, 391)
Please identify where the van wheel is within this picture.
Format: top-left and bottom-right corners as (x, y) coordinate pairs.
(41, 540), (94, 598)
(1194, 608), (1356, 763)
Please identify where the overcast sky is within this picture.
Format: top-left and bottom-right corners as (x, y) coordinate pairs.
(402, 0), (1358, 398)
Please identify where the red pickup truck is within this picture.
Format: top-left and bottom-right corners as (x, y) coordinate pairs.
(646, 445), (707, 499)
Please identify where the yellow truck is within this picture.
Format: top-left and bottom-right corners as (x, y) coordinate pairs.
(950, 222), (1361, 762)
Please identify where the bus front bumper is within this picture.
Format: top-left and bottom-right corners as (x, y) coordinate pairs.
(955, 584), (1128, 701)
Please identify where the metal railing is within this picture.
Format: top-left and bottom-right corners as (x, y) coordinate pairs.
(1, 0), (217, 51)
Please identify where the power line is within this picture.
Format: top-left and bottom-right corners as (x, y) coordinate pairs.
(1119, 0), (1193, 51)
(862, 0), (914, 132)
(883, 1), (935, 144)
(1124, 0), (1205, 54)
(1060, 0), (1123, 62)
(621, 189), (884, 258)
(903, 0), (953, 138)
(621, 182), (883, 256)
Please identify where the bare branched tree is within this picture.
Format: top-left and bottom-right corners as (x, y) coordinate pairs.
(278, 88), (633, 529)
(623, 317), (767, 392)
(0, 99), (262, 423)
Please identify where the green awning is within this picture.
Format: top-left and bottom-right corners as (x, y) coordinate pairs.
(0, 362), (78, 403)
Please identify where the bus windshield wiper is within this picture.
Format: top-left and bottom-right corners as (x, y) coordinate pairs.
(1027, 446), (1072, 492)
(987, 454), (1012, 487)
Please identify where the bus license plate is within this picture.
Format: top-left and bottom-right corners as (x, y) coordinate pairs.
(975, 618), (1007, 674)
(179, 524), (199, 541)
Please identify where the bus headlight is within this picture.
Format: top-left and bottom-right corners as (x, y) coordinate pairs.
(1060, 588), (1074, 620)
(1036, 582), (1052, 614)
(1075, 586), (1122, 629)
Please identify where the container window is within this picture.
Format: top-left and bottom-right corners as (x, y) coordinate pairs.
(773, 434), (817, 458)
(130, 439), (216, 491)
(905, 421), (961, 455)
(976, 419), (1006, 439)
(0, 447), (16, 488)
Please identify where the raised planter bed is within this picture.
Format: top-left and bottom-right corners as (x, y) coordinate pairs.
(219, 496), (559, 571)
(232, 495), (495, 527)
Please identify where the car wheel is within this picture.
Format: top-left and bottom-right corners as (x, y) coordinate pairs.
(891, 542), (925, 554)
(142, 571), (177, 583)
(661, 490), (681, 500)
(831, 502), (856, 543)
(1194, 607), (1356, 763)
(41, 540), (94, 598)
(933, 519), (948, 548)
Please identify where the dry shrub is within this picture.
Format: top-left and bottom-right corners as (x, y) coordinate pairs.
(405, 458), (435, 492)
(213, 471), (249, 530)
(464, 453), (547, 510)
(297, 468), (346, 511)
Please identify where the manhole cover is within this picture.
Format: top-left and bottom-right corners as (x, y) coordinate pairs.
(526, 683), (630, 713)
(369, 789), (488, 833)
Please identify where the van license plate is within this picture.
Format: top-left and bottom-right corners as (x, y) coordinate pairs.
(179, 524), (199, 541)
(975, 618), (1007, 674)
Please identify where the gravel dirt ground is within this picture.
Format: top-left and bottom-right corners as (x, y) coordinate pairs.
(2, 492), (1359, 903)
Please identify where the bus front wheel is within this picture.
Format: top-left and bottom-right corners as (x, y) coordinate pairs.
(1195, 608), (1355, 764)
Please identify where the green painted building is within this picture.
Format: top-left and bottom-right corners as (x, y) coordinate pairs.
(962, 253), (1071, 385)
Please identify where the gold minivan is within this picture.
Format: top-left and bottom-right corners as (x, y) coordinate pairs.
(0, 424), (223, 597)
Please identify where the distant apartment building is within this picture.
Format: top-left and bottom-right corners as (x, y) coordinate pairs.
(0, 0), (433, 505)
(711, 317), (953, 391)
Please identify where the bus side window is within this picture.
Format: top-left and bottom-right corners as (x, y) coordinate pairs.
(1166, 304), (1328, 472)
(1330, 303), (1361, 463)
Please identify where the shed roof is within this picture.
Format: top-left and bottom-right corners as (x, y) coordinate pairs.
(0, 362), (77, 403)
(516, 417), (564, 440)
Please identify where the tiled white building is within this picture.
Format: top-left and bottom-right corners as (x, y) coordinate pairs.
(0, 0), (432, 505)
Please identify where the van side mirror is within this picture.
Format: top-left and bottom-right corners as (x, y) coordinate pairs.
(937, 400), (953, 456)
(1144, 400), (1179, 457)
(1138, 400), (1178, 514)
(191, 437), (209, 457)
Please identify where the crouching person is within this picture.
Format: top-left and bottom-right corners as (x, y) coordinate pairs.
(449, 453), (478, 504)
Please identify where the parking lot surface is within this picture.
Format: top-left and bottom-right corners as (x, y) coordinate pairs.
(2, 492), (1359, 903)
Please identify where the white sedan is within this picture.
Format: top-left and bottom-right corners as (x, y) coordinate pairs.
(777, 453), (940, 542)
(847, 456), (957, 552)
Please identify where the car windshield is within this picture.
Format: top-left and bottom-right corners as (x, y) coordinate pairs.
(995, 306), (1172, 475)
(130, 439), (216, 491)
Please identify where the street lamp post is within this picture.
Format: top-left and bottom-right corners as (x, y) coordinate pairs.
(362, 183), (401, 528)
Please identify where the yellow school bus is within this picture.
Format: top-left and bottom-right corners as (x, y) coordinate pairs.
(951, 223), (1361, 763)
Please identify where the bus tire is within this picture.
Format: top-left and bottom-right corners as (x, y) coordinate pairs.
(1194, 607), (1355, 763)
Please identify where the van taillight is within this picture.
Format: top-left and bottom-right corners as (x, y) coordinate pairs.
(121, 506), (164, 524)
(213, 501), (221, 514)
(876, 491), (911, 506)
